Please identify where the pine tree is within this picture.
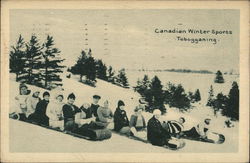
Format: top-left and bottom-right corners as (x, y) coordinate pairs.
(72, 50), (88, 81)
(22, 34), (43, 84)
(214, 70), (225, 83)
(224, 82), (239, 120)
(148, 76), (166, 113)
(194, 89), (201, 102)
(116, 68), (129, 87)
(9, 35), (26, 81)
(96, 59), (108, 81)
(134, 74), (151, 96)
(165, 82), (191, 111)
(41, 35), (65, 89)
(207, 85), (214, 106)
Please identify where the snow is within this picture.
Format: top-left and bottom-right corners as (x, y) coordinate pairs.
(9, 73), (238, 152)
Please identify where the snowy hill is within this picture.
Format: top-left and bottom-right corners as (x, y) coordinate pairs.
(9, 73), (238, 153)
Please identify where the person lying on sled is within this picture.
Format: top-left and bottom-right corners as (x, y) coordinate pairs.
(10, 83), (31, 121)
(114, 100), (131, 135)
(46, 94), (64, 130)
(62, 93), (79, 131)
(147, 109), (183, 148)
(95, 100), (114, 130)
(129, 104), (147, 138)
(180, 118), (219, 141)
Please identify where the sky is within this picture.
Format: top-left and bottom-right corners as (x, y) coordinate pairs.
(10, 9), (239, 73)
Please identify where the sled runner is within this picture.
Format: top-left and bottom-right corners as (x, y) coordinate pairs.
(180, 132), (225, 144)
(112, 131), (185, 150)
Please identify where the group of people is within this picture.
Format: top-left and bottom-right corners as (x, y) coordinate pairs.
(10, 83), (216, 148)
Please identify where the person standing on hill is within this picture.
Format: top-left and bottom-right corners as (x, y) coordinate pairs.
(32, 91), (50, 126)
(62, 93), (79, 131)
(89, 95), (101, 117)
(46, 94), (64, 130)
(26, 90), (41, 119)
(114, 100), (130, 135)
(95, 100), (114, 129)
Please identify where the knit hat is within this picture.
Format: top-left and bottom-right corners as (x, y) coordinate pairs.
(93, 95), (101, 99)
(68, 93), (76, 99)
(43, 91), (50, 97)
(19, 83), (27, 89)
(118, 100), (125, 107)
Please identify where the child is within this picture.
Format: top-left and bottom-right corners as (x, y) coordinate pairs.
(11, 83), (30, 121)
(32, 91), (50, 126)
(89, 95), (101, 117)
(26, 90), (41, 118)
(62, 93), (79, 131)
(95, 100), (114, 129)
(114, 100), (130, 135)
(46, 94), (64, 130)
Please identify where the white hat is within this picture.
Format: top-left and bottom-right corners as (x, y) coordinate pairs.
(153, 109), (161, 115)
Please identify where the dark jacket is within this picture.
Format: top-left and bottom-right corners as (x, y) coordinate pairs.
(79, 106), (92, 119)
(62, 103), (80, 124)
(129, 114), (146, 130)
(90, 103), (100, 117)
(114, 108), (129, 131)
(33, 99), (49, 126)
(147, 116), (171, 146)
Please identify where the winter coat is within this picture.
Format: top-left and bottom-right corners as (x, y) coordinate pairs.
(15, 94), (29, 114)
(33, 99), (50, 126)
(46, 100), (64, 121)
(26, 95), (41, 117)
(80, 105), (94, 119)
(114, 108), (129, 131)
(129, 114), (146, 130)
(90, 103), (100, 117)
(147, 116), (171, 146)
(62, 103), (79, 124)
(96, 106), (113, 127)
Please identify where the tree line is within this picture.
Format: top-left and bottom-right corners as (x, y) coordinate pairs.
(207, 82), (239, 120)
(68, 49), (129, 88)
(134, 74), (239, 121)
(10, 34), (65, 89)
(134, 75), (201, 113)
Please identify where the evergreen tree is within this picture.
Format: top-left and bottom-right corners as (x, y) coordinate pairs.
(116, 68), (129, 87)
(107, 66), (115, 82)
(165, 82), (191, 111)
(207, 85), (215, 106)
(224, 82), (239, 120)
(72, 50), (88, 81)
(213, 92), (228, 113)
(148, 76), (166, 113)
(214, 70), (225, 83)
(22, 34), (43, 84)
(134, 75), (151, 96)
(41, 35), (65, 89)
(194, 89), (201, 102)
(9, 35), (26, 81)
(96, 59), (108, 81)
(85, 49), (96, 81)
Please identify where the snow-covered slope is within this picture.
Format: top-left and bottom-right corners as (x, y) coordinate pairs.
(9, 73), (238, 153)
